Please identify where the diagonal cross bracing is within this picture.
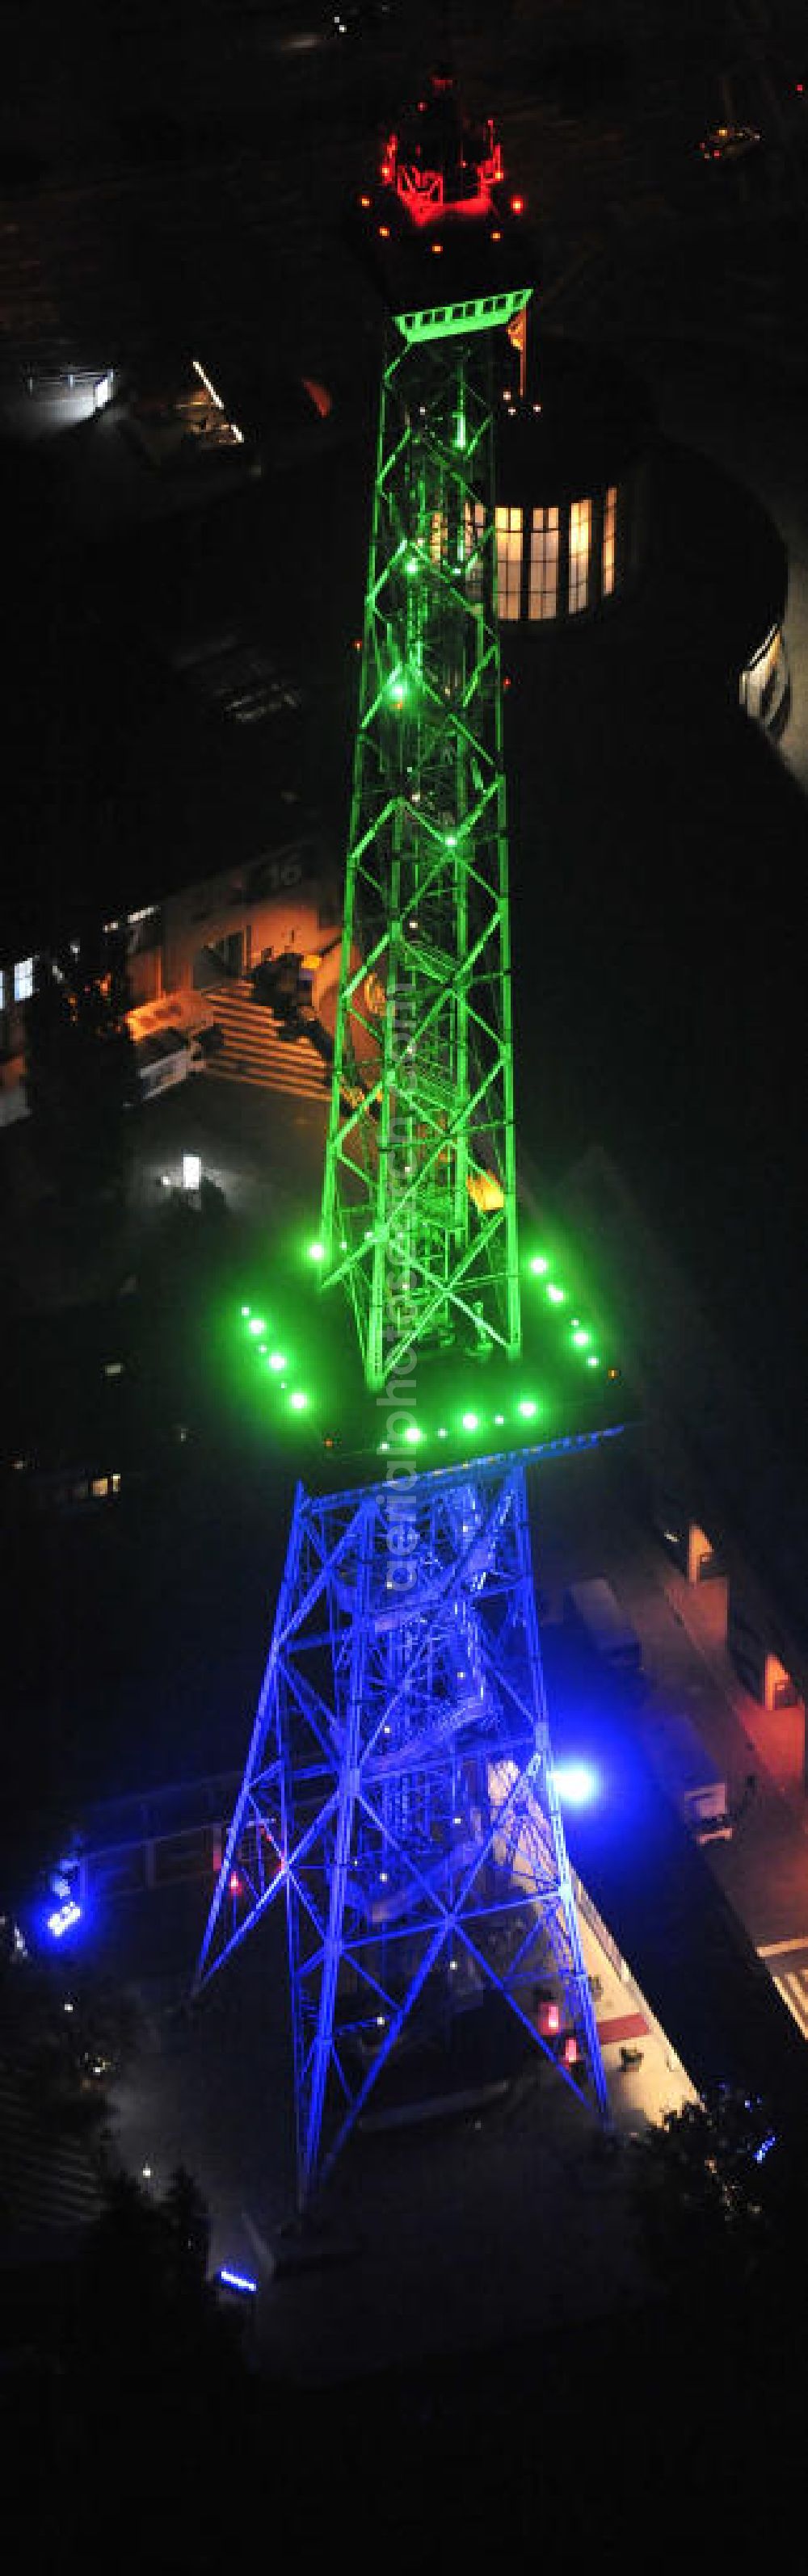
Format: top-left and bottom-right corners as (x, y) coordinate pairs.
(320, 328), (521, 1390)
(196, 1454), (608, 2206)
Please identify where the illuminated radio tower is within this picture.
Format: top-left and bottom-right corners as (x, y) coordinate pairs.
(318, 78), (529, 1391)
(196, 72), (611, 2208)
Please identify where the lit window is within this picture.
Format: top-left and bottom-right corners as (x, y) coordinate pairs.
(430, 510), (448, 564)
(739, 624), (786, 725)
(14, 958), (33, 1002)
(91, 1476), (107, 1500)
(568, 498), (591, 615)
(495, 505), (523, 620)
(111, 1472), (121, 1495)
(463, 499), (486, 603)
(529, 506), (559, 620)
(602, 483), (617, 598)
(0, 968), (5, 1011)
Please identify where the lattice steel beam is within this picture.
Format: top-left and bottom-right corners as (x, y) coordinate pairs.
(196, 1453), (608, 2206)
(319, 321), (521, 1391)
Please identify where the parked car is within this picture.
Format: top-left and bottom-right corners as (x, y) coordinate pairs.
(699, 122), (761, 165)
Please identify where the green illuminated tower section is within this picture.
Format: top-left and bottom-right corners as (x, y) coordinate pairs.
(320, 291), (530, 1393)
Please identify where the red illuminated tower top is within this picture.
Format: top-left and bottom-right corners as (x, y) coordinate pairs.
(352, 65), (537, 320)
(380, 68), (508, 229)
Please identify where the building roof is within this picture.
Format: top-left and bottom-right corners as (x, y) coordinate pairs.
(0, 2064), (103, 2269)
(0, 438), (318, 965)
(557, 1145), (808, 1693)
(547, 1617), (808, 2132)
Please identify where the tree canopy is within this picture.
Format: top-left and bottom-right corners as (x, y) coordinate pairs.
(632, 2086), (808, 2309)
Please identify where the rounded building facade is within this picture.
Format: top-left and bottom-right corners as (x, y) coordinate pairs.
(493, 331), (651, 632)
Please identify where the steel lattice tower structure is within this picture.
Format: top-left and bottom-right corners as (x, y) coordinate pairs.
(196, 74), (612, 2206)
(196, 1448), (609, 2205)
(318, 228), (528, 1388)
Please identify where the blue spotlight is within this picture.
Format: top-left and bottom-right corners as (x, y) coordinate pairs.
(552, 1762), (597, 1808)
(218, 2267), (258, 2295)
(754, 2131), (776, 2165)
(47, 1898), (82, 1940)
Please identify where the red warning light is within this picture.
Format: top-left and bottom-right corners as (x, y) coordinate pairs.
(360, 194), (371, 208)
(431, 241), (444, 255)
(379, 224), (390, 240)
(511, 193), (525, 215)
(564, 2036), (579, 2066)
(229, 1872), (242, 1897)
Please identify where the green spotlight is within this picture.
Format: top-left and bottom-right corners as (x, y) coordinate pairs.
(461, 1412), (478, 1433)
(546, 1284), (565, 1306)
(268, 1353), (286, 1371)
(403, 1424), (422, 1445)
(494, 1413), (504, 1426)
(248, 1318), (266, 1336)
(309, 1241), (325, 1264)
(289, 1391), (308, 1412)
(241, 1304), (250, 1319)
(529, 1256), (549, 1277)
(573, 1328), (591, 1349)
(587, 1355), (600, 1369)
(438, 1428), (448, 1439)
(518, 1399), (537, 1420)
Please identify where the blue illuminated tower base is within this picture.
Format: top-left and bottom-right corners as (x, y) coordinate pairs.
(196, 1447), (608, 2205)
